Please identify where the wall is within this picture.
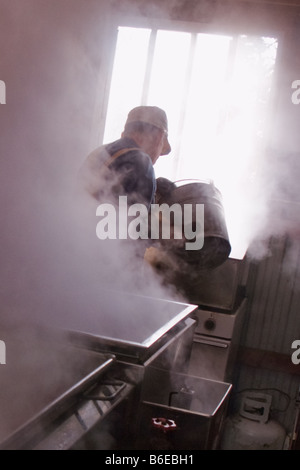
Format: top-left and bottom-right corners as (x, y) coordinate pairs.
(235, 236), (300, 438)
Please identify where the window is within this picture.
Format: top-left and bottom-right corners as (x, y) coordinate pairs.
(103, 26), (278, 258)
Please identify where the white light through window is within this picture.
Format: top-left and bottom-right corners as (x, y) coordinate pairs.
(104, 27), (278, 259)
(104, 27), (151, 142)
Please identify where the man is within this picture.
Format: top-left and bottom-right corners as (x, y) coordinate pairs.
(79, 105), (171, 209)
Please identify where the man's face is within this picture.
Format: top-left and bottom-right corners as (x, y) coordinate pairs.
(150, 130), (170, 165)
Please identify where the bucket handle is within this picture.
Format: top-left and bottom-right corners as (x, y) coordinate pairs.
(173, 178), (214, 186)
(239, 392), (272, 424)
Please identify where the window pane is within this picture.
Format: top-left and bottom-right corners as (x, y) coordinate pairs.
(209, 35), (278, 257)
(174, 33), (232, 181)
(103, 27), (151, 143)
(147, 30), (192, 180)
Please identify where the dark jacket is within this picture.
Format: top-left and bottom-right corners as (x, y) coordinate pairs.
(80, 137), (156, 210)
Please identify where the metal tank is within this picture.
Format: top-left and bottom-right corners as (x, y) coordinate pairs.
(220, 392), (287, 450)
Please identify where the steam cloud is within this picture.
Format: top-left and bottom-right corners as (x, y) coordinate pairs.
(0, 0), (299, 351)
(0, 1), (187, 445)
(0, 1), (186, 331)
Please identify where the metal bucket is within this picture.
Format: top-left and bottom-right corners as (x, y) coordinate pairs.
(147, 179), (231, 299)
(153, 178), (231, 268)
(135, 368), (232, 450)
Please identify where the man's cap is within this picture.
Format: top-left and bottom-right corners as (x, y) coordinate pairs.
(125, 106), (171, 156)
